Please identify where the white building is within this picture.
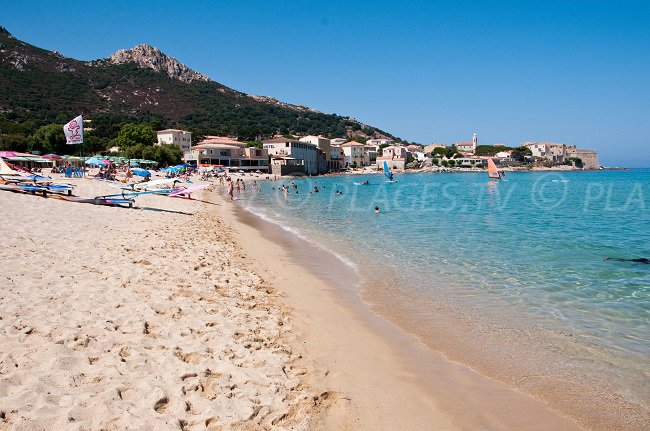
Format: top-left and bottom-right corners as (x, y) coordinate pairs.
(456, 134), (478, 154)
(382, 145), (408, 160)
(156, 129), (192, 151)
(366, 138), (394, 147)
(330, 138), (348, 146)
(376, 145), (408, 170)
(341, 141), (366, 167)
(412, 151), (428, 161)
(263, 137), (319, 175)
(522, 142), (571, 163)
(300, 135), (332, 173)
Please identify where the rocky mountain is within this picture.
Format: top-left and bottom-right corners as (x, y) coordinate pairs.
(108, 44), (210, 84)
(0, 26), (397, 142)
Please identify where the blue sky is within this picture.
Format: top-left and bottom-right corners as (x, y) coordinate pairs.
(3, 0), (649, 166)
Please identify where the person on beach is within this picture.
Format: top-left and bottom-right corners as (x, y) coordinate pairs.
(227, 178), (234, 201)
(374, 206), (380, 214)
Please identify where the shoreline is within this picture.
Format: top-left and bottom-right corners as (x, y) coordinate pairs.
(226, 175), (649, 430)
(295, 165), (627, 180)
(219, 194), (584, 430)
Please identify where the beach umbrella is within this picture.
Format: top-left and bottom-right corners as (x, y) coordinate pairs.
(85, 157), (105, 166)
(216, 168), (225, 173)
(0, 151), (17, 157)
(132, 168), (151, 177)
(43, 154), (62, 160)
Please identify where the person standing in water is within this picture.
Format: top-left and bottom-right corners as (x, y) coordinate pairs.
(227, 178), (234, 201)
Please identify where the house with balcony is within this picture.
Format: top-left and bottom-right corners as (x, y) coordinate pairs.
(329, 142), (345, 171)
(341, 141), (367, 168)
(376, 145), (408, 170)
(364, 145), (378, 164)
(183, 136), (268, 172)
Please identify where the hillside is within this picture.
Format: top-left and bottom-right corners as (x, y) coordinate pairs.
(0, 26), (398, 143)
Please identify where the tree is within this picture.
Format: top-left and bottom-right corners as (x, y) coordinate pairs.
(475, 145), (500, 157)
(447, 159), (456, 167)
(115, 123), (156, 149)
(511, 146), (532, 161)
(0, 133), (28, 152)
(27, 123), (67, 154)
(431, 157), (439, 165)
(124, 143), (181, 166)
(430, 147), (447, 157)
(84, 134), (110, 154)
(155, 144), (182, 166)
(431, 146), (458, 159)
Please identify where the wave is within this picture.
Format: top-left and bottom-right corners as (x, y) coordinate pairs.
(243, 205), (359, 272)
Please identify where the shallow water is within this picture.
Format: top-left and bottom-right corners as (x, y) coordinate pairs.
(239, 169), (650, 420)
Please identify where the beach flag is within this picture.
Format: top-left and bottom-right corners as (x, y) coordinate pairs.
(63, 115), (84, 145)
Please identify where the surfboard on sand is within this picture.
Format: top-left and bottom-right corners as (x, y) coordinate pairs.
(168, 184), (209, 197)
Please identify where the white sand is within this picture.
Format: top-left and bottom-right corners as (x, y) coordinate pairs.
(0, 178), (331, 430)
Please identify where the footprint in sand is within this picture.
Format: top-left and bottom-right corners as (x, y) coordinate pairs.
(154, 396), (169, 413)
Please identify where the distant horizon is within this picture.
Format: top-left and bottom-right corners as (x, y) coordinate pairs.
(3, 1), (649, 167)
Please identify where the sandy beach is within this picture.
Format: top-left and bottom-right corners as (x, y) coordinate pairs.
(0, 176), (593, 430)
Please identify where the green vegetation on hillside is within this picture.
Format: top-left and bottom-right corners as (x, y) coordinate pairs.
(0, 28), (402, 156)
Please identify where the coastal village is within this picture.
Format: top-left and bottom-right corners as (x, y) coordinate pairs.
(150, 129), (601, 176)
(0, 128), (601, 175)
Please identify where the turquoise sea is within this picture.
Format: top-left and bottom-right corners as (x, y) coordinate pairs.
(239, 169), (650, 416)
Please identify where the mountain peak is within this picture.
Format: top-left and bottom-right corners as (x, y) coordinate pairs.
(108, 43), (210, 83)
(0, 26), (14, 38)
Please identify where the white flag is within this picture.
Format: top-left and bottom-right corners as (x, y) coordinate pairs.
(64, 115), (84, 145)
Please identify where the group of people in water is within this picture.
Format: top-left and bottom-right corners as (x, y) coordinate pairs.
(225, 176), (259, 201)
(229, 177), (384, 214)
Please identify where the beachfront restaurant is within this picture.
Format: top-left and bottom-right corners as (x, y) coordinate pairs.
(0, 152), (54, 170)
(183, 138), (269, 173)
